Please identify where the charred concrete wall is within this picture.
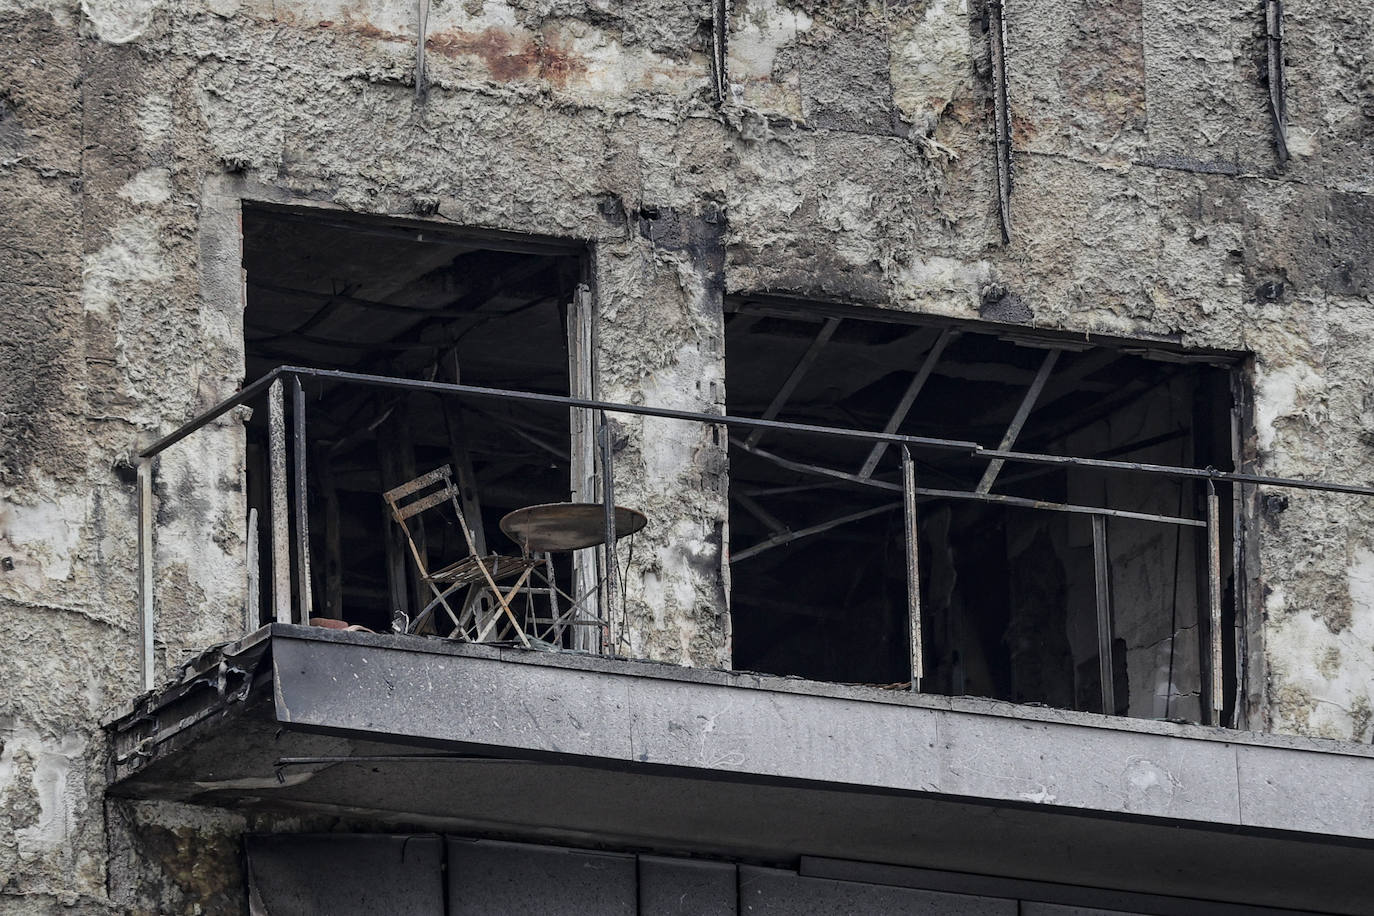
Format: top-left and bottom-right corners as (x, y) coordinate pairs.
(1, 0), (1373, 909)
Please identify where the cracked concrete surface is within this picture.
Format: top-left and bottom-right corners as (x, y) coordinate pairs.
(2, 0), (1373, 909)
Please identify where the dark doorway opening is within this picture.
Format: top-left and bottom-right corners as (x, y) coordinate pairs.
(241, 204), (585, 636)
(726, 299), (1237, 721)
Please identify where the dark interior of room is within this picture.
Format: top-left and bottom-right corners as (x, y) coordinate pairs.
(241, 205), (583, 636)
(725, 300), (1237, 721)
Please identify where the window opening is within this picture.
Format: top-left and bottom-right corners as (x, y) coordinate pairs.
(242, 205), (586, 639)
(725, 301), (1237, 722)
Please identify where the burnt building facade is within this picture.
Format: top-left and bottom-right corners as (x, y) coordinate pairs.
(2, 0), (1373, 913)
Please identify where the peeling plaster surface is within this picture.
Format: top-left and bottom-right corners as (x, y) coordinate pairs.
(2, 0), (1374, 910)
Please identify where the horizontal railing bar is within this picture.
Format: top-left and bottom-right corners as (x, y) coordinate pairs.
(982, 449), (1374, 497)
(142, 365), (1374, 499)
(914, 487), (1207, 528)
(277, 366), (982, 453)
(736, 436), (1203, 527)
(139, 367), (286, 458)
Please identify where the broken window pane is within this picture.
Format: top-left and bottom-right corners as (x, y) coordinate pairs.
(242, 206), (585, 639)
(725, 302), (1237, 722)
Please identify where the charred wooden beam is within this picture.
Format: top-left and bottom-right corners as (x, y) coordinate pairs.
(746, 317), (841, 448)
(859, 329), (957, 478)
(976, 348), (1060, 493)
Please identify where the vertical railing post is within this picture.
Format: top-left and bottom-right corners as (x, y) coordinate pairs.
(598, 412), (617, 657)
(567, 284), (599, 653)
(268, 378), (291, 624)
(245, 507), (259, 635)
(901, 447), (923, 692)
(1091, 514), (1116, 715)
(1206, 480), (1224, 724)
(137, 457), (155, 692)
(291, 375), (313, 624)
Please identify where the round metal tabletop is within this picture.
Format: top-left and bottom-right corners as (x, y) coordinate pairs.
(499, 502), (648, 552)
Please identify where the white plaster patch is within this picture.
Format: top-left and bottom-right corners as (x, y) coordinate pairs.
(890, 0), (972, 132)
(136, 94), (174, 146)
(1264, 555), (1374, 740)
(727, 0), (813, 117)
(1254, 362), (1325, 457)
(728, 0), (812, 80)
(1017, 784), (1057, 804)
(1123, 755), (1180, 812)
(117, 167), (173, 206)
(82, 215), (174, 317)
(817, 178), (878, 264)
(0, 723), (86, 854)
(0, 488), (85, 588)
(1285, 125), (1318, 158)
(889, 256), (991, 313)
(81, 0), (161, 44)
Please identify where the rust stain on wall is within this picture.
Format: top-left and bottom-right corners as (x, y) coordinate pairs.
(426, 27), (588, 87)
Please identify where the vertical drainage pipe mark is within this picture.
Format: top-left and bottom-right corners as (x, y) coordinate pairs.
(1266, 0), (1289, 164)
(989, 0), (1014, 241)
(416, 0), (430, 102)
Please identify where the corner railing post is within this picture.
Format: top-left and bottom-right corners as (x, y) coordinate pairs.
(292, 375), (313, 624)
(137, 457), (155, 692)
(1206, 479), (1224, 724)
(268, 378), (291, 624)
(599, 412), (617, 656)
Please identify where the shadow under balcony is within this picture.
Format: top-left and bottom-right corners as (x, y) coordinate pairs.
(106, 623), (1374, 915)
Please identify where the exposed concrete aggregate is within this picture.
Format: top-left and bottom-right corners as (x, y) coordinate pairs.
(1, 0), (1373, 909)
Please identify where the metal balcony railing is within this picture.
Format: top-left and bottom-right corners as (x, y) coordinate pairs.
(133, 366), (1374, 725)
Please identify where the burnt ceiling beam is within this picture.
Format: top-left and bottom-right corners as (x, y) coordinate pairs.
(1018, 366), (1174, 451)
(961, 346), (1121, 429)
(732, 492), (790, 538)
(858, 329), (958, 479)
(731, 504), (902, 564)
(976, 347), (1061, 494)
(745, 317), (842, 448)
(248, 280), (502, 321)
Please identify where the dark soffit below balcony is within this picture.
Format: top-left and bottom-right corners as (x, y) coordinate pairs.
(105, 625), (1374, 915)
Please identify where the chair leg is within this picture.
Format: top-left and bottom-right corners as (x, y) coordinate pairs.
(474, 565), (537, 642)
(419, 582), (465, 633)
(449, 493), (530, 648)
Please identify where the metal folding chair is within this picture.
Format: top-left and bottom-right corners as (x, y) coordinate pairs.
(382, 465), (536, 647)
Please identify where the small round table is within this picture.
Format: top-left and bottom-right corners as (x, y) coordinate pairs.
(498, 502), (648, 553)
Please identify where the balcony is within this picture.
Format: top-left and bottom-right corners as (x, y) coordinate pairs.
(104, 364), (1374, 912)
